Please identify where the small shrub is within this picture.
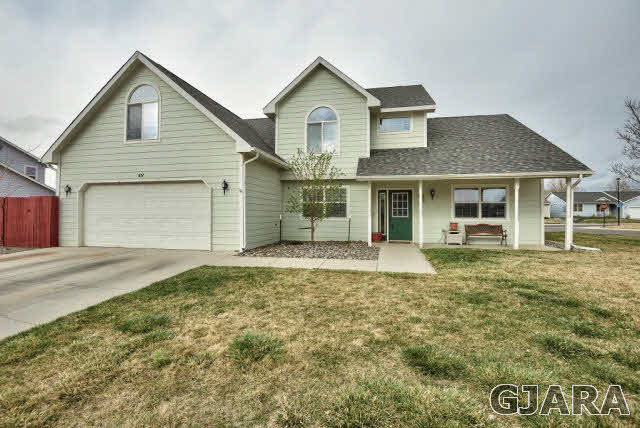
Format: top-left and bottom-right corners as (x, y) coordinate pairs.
(402, 344), (466, 378)
(115, 314), (170, 334)
(536, 333), (598, 359)
(228, 331), (284, 365)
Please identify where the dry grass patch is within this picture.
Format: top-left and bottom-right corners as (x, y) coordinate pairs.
(0, 233), (638, 426)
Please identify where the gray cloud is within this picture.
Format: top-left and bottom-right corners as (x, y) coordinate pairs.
(1, 0), (638, 190)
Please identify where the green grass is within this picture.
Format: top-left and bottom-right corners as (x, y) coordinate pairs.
(0, 234), (638, 426)
(227, 331), (285, 366)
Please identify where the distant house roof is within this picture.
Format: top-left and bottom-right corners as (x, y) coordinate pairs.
(0, 135), (42, 163)
(553, 190), (640, 203)
(602, 190), (640, 203)
(552, 192), (615, 204)
(366, 85), (435, 110)
(357, 114), (592, 177)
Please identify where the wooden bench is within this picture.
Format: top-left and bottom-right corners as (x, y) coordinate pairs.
(464, 224), (507, 246)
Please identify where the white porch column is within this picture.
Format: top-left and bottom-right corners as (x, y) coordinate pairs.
(565, 177), (573, 250)
(367, 181), (372, 246)
(419, 180), (424, 248)
(514, 178), (520, 249)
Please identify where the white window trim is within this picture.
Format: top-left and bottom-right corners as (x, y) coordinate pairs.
(377, 113), (413, 135)
(391, 191), (410, 218)
(124, 83), (161, 144)
(304, 105), (340, 154)
(298, 184), (350, 220)
(24, 165), (38, 180)
(451, 184), (510, 221)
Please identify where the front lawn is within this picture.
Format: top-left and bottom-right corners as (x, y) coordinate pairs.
(1, 234), (638, 426)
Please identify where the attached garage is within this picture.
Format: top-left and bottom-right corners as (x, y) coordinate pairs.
(627, 206), (640, 219)
(83, 182), (211, 250)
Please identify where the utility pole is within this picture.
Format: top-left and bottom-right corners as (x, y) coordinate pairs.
(617, 177), (621, 226)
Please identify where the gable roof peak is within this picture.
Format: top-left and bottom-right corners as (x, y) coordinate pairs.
(263, 56), (380, 115)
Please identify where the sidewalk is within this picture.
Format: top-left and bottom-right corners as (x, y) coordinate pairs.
(209, 243), (435, 274)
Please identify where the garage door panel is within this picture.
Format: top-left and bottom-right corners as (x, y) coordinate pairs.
(84, 182), (210, 250)
(628, 206), (640, 219)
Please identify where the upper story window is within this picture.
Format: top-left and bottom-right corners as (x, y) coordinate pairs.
(127, 85), (159, 141)
(24, 165), (37, 180)
(307, 107), (338, 153)
(379, 116), (410, 133)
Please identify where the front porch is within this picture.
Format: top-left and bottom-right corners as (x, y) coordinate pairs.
(363, 176), (582, 250)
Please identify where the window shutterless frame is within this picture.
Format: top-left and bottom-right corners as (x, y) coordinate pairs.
(378, 115), (412, 134)
(299, 185), (350, 219)
(304, 105), (340, 154)
(451, 184), (510, 220)
(124, 83), (161, 144)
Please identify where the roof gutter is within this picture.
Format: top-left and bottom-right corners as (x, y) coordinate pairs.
(355, 170), (594, 181)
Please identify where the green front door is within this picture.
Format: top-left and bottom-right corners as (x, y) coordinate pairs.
(389, 190), (412, 241)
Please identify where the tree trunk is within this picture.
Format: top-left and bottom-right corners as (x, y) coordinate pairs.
(310, 218), (315, 242)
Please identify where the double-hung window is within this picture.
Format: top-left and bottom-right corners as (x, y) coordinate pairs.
(454, 186), (507, 218)
(574, 203), (583, 212)
(302, 187), (348, 218)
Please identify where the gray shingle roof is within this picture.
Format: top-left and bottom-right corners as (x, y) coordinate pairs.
(244, 118), (275, 152)
(552, 192), (615, 203)
(603, 191), (640, 203)
(357, 114), (592, 177)
(366, 85), (435, 109)
(141, 53), (282, 161)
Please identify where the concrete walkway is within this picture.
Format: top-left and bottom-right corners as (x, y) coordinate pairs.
(375, 243), (436, 274)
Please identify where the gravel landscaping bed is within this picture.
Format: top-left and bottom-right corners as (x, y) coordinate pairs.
(240, 241), (379, 260)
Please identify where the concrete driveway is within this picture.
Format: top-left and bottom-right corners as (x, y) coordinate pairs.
(0, 247), (224, 340)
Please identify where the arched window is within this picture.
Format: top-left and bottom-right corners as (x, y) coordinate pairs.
(307, 107), (338, 153)
(127, 85), (159, 141)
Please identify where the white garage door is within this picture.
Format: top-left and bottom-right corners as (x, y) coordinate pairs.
(627, 206), (640, 219)
(84, 182), (210, 250)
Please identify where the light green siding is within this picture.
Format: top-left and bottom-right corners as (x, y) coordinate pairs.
(276, 66), (368, 178)
(281, 180), (368, 242)
(372, 178), (544, 246)
(245, 158), (282, 249)
(58, 62), (241, 251)
(370, 111), (426, 150)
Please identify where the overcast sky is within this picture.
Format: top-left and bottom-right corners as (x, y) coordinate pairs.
(1, 0), (638, 189)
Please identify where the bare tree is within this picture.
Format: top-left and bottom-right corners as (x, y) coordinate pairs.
(545, 178), (582, 192)
(611, 98), (640, 184)
(608, 176), (635, 191)
(285, 150), (343, 242)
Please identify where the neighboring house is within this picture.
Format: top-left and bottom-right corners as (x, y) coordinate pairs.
(603, 191), (640, 219)
(0, 135), (55, 197)
(549, 191), (640, 219)
(42, 52), (592, 251)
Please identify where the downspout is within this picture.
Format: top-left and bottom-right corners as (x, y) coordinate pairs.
(241, 152), (260, 250)
(568, 174), (583, 250)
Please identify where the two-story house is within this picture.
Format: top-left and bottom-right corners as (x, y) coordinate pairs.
(1, 135), (54, 197)
(42, 52), (592, 251)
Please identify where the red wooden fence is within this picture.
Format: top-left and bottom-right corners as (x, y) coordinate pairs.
(0, 196), (59, 248)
